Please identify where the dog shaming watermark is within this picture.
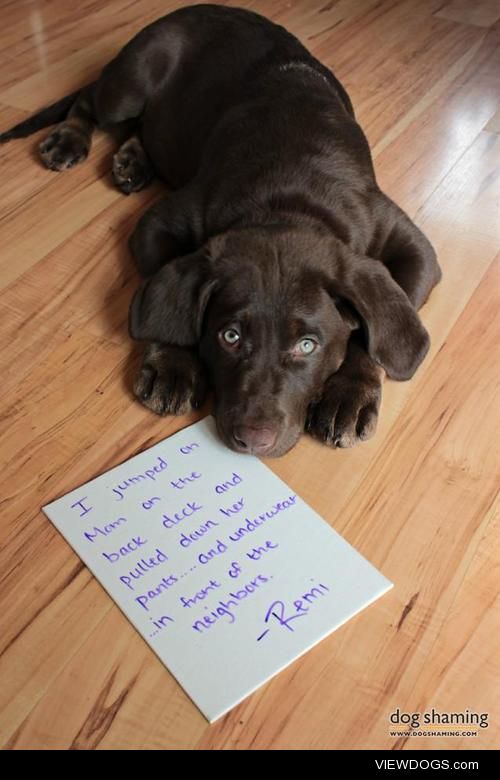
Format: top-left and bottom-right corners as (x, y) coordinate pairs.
(388, 708), (489, 738)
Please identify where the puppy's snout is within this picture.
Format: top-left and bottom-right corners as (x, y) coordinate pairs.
(233, 424), (278, 455)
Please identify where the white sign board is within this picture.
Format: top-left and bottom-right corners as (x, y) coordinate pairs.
(43, 417), (392, 722)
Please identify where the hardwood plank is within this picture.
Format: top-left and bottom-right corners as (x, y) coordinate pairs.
(416, 131), (500, 241)
(312, 0), (489, 148)
(485, 108), (500, 133)
(374, 21), (500, 212)
(4, 607), (207, 750)
(0, 133), (121, 289)
(399, 495), (500, 750)
(0, 0), (184, 105)
(436, 0), (500, 28)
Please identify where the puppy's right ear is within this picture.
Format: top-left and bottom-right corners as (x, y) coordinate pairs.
(129, 249), (217, 346)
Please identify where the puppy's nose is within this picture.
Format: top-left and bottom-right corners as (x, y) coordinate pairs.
(233, 425), (278, 454)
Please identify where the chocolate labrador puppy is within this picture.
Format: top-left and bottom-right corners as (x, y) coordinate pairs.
(1, 4), (441, 457)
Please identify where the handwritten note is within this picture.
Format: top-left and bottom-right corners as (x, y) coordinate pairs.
(43, 417), (392, 722)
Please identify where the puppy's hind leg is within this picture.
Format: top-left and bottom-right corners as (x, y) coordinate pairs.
(112, 135), (154, 194)
(38, 43), (149, 173)
(39, 85), (96, 171)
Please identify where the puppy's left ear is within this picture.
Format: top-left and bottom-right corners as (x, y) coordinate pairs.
(327, 245), (430, 380)
(129, 249), (217, 345)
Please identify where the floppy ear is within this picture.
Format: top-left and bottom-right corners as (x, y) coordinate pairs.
(329, 246), (430, 380)
(129, 249), (217, 345)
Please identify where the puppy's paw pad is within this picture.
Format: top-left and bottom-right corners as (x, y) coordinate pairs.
(113, 138), (153, 194)
(39, 125), (90, 171)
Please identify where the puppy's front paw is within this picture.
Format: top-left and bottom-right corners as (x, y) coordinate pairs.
(307, 372), (382, 448)
(134, 344), (207, 416)
(39, 124), (90, 171)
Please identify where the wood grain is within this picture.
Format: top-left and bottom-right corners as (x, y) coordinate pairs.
(436, 1), (500, 29)
(0, 0), (499, 750)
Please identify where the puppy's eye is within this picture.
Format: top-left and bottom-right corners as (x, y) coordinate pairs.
(220, 328), (241, 347)
(294, 338), (318, 356)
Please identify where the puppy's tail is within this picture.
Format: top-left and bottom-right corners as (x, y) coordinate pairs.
(0, 84), (93, 143)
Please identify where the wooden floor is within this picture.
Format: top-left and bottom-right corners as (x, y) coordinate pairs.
(1, 0), (499, 751)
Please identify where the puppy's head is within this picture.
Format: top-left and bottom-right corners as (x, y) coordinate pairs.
(129, 227), (429, 457)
